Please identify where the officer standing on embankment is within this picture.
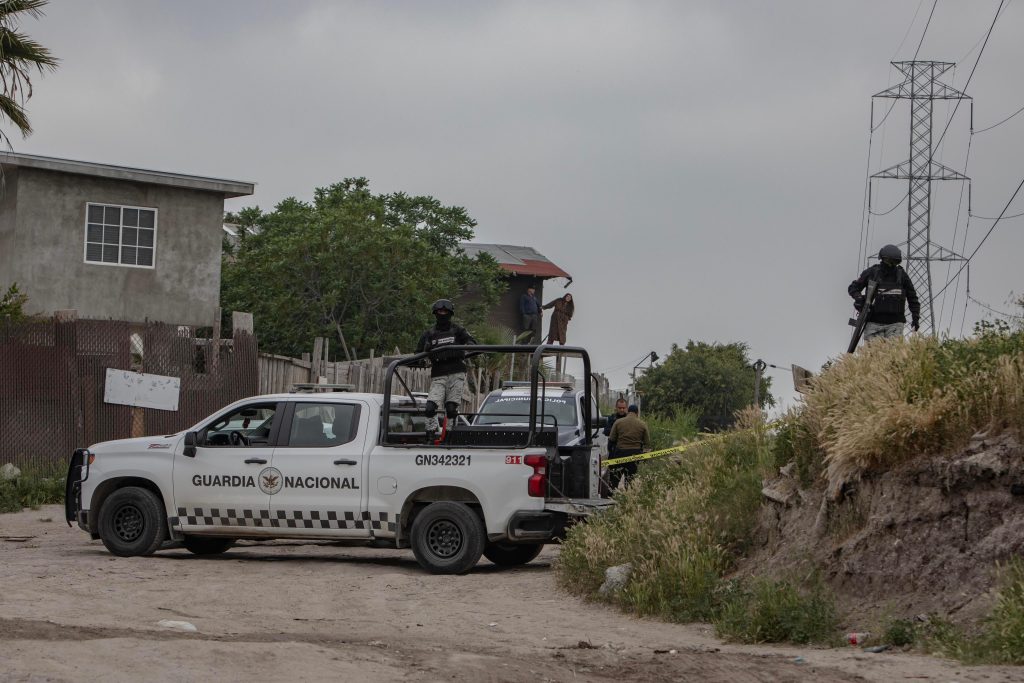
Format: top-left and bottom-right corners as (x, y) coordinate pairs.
(848, 244), (921, 341)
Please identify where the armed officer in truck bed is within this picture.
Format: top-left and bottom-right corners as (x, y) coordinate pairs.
(848, 244), (921, 342)
(416, 299), (477, 437)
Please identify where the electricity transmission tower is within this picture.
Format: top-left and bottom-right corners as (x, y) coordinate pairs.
(871, 61), (970, 335)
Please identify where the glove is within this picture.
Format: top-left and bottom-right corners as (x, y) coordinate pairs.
(853, 296), (865, 312)
(911, 319), (920, 332)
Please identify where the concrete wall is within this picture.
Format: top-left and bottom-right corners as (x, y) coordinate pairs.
(0, 167), (225, 327)
(0, 167), (19, 282)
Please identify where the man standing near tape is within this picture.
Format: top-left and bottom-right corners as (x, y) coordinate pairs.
(607, 404), (651, 488)
(416, 299), (477, 439)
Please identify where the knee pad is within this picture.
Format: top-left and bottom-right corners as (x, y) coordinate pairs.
(424, 400), (438, 417)
(445, 402), (459, 420)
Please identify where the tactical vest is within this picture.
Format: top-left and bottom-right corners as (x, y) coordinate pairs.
(422, 325), (468, 377)
(871, 266), (907, 317)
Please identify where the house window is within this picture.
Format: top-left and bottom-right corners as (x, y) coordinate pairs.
(84, 203), (157, 268)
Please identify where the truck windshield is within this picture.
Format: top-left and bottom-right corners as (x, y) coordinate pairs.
(475, 395), (576, 428)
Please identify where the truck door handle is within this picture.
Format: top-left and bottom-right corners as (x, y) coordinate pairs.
(244, 458), (268, 465)
(333, 458), (357, 466)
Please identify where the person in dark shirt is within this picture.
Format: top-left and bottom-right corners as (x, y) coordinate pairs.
(848, 244), (921, 341)
(603, 398), (628, 442)
(519, 286), (541, 343)
(415, 299), (477, 435)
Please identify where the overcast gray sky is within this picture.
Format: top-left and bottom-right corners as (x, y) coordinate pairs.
(18, 1), (1024, 407)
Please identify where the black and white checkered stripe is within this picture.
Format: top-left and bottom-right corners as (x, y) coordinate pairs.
(170, 508), (398, 533)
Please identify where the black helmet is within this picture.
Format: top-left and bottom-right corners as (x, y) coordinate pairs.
(431, 299), (454, 315)
(879, 244), (902, 262)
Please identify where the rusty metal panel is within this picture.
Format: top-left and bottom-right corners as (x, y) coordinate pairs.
(0, 318), (258, 470)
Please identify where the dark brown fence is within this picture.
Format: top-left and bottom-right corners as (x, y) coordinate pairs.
(0, 316), (257, 470)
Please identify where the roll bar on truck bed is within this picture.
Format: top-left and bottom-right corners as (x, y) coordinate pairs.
(380, 344), (595, 448)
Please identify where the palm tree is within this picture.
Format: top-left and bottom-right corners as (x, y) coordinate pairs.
(0, 0), (57, 145)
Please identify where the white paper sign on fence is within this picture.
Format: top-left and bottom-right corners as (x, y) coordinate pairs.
(104, 369), (181, 411)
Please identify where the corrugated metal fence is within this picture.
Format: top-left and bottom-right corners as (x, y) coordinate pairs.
(0, 315), (257, 469)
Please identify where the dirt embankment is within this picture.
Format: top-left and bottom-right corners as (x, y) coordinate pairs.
(4, 506), (1022, 682)
(747, 431), (1024, 628)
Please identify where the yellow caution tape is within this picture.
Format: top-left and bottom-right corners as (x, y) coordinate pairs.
(603, 420), (781, 468)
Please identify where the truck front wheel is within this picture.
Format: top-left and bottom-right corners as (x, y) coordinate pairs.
(97, 486), (167, 557)
(483, 542), (544, 567)
(410, 502), (485, 574)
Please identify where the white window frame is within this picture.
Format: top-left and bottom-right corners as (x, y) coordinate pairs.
(82, 202), (159, 270)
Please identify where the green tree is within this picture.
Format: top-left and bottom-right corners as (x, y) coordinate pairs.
(0, 0), (58, 144)
(636, 340), (773, 431)
(221, 178), (505, 359)
(0, 282), (28, 321)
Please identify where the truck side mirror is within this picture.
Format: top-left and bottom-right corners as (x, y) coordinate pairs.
(183, 431), (197, 458)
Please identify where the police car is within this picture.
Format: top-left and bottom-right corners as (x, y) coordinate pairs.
(66, 345), (611, 574)
(474, 382), (608, 458)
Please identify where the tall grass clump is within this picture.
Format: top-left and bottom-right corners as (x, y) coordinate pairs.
(557, 411), (773, 622)
(0, 463), (65, 513)
(802, 329), (1024, 496)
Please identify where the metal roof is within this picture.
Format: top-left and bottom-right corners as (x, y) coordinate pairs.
(460, 243), (571, 279)
(0, 152), (255, 198)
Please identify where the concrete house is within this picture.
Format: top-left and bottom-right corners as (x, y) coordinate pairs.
(0, 152), (254, 327)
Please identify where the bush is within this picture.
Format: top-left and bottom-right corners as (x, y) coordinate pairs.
(557, 412), (774, 622)
(715, 576), (839, 645)
(883, 618), (917, 647)
(0, 465), (65, 513)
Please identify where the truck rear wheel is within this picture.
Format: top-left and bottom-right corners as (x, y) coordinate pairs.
(410, 502), (485, 574)
(484, 542), (544, 567)
(97, 486), (167, 557)
(183, 536), (235, 556)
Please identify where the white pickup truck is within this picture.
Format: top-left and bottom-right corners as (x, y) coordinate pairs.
(66, 345), (611, 574)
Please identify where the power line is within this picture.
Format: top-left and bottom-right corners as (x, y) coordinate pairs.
(871, 100), (899, 132)
(969, 293), (1024, 319)
(912, 0), (939, 60)
(938, 132), (971, 332)
(937, 78), (969, 335)
(894, 0), (928, 59)
(868, 191), (908, 216)
(933, 0), (1006, 152)
(974, 102), (1024, 133)
(955, 0), (1013, 63)
(971, 209), (1024, 220)
(933, 174), (1024, 301)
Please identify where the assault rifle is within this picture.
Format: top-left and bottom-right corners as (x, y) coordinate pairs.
(847, 279), (878, 353)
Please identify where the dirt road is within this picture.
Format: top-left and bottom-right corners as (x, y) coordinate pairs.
(1, 506), (1020, 683)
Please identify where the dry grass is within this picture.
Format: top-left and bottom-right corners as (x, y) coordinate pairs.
(801, 331), (1024, 497)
